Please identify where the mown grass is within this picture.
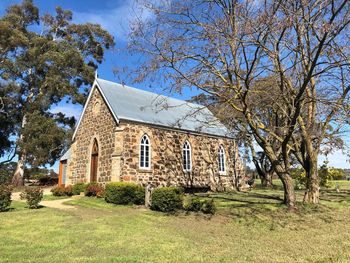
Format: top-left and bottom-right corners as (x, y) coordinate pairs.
(1, 182), (350, 263)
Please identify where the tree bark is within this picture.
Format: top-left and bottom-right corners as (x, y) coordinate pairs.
(303, 155), (319, 204)
(275, 165), (296, 209)
(12, 154), (25, 186)
(261, 172), (273, 188)
(12, 115), (27, 186)
(252, 158), (273, 188)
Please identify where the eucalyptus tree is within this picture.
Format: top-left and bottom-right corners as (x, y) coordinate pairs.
(0, 0), (115, 185)
(128, 0), (350, 207)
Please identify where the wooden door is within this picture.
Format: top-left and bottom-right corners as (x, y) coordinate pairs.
(90, 140), (99, 182)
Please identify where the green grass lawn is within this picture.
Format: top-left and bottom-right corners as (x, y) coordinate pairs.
(1, 183), (350, 263)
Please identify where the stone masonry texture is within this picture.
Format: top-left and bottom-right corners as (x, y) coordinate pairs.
(65, 87), (245, 190)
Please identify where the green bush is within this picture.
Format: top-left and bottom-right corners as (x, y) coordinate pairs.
(0, 184), (12, 212)
(184, 196), (202, 212)
(72, 183), (87, 195)
(20, 187), (43, 209)
(51, 185), (73, 196)
(105, 182), (145, 205)
(183, 196), (216, 214)
(150, 187), (183, 212)
(85, 182), (104, 197)
(64, 185), (74, 196)
(291, 167), (306, 189)
(51, 186), (65, 196)
(200, 199), (216, 215)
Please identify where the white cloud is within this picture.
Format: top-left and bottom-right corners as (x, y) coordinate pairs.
(72, 1), (153, 40)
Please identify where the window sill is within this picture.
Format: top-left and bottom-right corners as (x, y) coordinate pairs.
(219, 172), (227, 176)
(138, 168), (152, 173)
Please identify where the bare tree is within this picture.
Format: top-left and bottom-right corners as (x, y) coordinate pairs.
(128, 0), (350, 208)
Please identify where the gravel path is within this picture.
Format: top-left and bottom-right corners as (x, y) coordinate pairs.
(12, 187), (78, 210)
(11, 187), (53, 201)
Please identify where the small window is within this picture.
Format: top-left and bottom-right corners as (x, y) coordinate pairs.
(140, 135), (151, 169)
(218, 145), (226, 174)
(183, 141), (192, 171)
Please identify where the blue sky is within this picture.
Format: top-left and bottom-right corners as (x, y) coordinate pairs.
(0, 0), (349, 171)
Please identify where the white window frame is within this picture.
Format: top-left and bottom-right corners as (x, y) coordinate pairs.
(183, 140), (192, 172)
(139, 134), (151, 169)
(218, 145), (226, 175)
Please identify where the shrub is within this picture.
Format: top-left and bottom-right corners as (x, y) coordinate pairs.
(51, 186), (66, 196)
(0, 184), (12, 212)
(105, 182), (145, 205)
(51, 185), (73, 196)
(64, 185), (74, 196)
(200, 199), (216, 215)
(20, 187), (43, 209)
(72, 183), (87, 195)
(150, 187), (183, 212)
(291, 167), (306, 189)
(183, 196), (202, 212)
(85, 182), (104, 197)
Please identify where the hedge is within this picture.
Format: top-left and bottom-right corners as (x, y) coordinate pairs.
(105, 182), (144, 205)
(51, 185), (73, 196)
(150, 187), (183, 212)
(85, 182), (104, 197)
(72, 183), (87, 195)
(0, 184), (12, 212)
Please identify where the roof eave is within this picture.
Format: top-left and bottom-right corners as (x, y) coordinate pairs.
(118, 117), (235, 139)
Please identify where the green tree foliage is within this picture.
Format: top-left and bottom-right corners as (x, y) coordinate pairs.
(0, 0), (115, 185)
(291, 162), (345, 189)
(0, 162), (16, 184)
(19, 111), (66, 167)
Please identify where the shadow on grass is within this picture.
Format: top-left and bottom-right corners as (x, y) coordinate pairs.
(190, 188), (350, 229)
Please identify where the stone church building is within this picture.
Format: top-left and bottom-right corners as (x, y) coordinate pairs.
(58, 77), (245, 191)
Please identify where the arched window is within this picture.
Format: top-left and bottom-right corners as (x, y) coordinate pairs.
(140, 135), (151, 169)
(218, 145), (226, 174)
(183, 141), (192, 171)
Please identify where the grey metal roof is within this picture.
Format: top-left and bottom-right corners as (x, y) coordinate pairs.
(60, 148), (71, 161)
(96, 78), (231, 137)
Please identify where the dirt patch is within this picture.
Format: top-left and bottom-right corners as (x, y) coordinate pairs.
(41, 199), (74, 209)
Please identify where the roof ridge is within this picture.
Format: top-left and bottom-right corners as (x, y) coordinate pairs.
(96, 77), (206, 109)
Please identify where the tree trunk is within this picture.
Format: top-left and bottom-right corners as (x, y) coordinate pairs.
(261, 172), (273, 188)
(253, 159), (273, 188)
(12, 153), (25, 186)
(275, 165), (296, 209)
(12, 115), (27, 187)
(303, 156), (319, 204)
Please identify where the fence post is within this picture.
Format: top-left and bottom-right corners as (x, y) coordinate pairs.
(145, 183), (153, 208)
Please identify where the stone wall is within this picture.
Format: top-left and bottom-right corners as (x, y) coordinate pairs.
(67, 87), (118, 184)
(120, 122), (245, 191)
(65, 86), (245, 190)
